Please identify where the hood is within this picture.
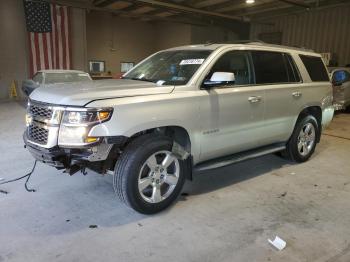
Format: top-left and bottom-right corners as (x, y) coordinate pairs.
(29, 79), (175, 106)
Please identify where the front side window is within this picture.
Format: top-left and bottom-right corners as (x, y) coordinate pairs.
(45, 73), (91, 84)
(123, 50), (212, 86)
(251, 51), (290, 84)
(205, 51), (252, 86)
(299, 55), (329, 82)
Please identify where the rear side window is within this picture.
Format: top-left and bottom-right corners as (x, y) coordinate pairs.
(299, 55), (329, 81)
(251, 51), (292, 84)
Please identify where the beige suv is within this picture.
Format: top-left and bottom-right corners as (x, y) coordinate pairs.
(24, 43), (334, 214)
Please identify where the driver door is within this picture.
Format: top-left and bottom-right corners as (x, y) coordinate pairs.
(198, 50), (266, 162)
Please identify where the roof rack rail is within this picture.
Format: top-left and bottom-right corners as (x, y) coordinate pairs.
(203, 40), (265, 45)
(202, 41), (314, 52)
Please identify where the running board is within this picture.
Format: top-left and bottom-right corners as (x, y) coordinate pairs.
(194, 143), (286, 172)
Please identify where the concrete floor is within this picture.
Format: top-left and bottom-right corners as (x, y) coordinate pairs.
(1, 101), (350, 262)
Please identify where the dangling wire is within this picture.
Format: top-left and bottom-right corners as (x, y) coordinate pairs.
(0, 160), (37, 192)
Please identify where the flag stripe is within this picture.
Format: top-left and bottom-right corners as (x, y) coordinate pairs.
(28, 34), (34, 77)
(31, 33), (37, 74)
(50, 4), (56, 69)
(34, 33), (40, 72)
(60, 7), (67, 69)
(38, 34), (45, 70)
(46, 32), (53, 69)
(42, 33), (49, 69)
(67, 7), (72, 68)
(53, 4), (59, 69)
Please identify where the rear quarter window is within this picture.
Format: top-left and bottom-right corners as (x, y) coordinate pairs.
(299, 55), (329, 82)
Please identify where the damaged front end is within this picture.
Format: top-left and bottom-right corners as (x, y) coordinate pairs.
(23, 100), (123, 175)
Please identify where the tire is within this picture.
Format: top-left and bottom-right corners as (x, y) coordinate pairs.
(345, 105), (350, 113)
(113, 134), (186, 214)
(285, 115), (319, 163)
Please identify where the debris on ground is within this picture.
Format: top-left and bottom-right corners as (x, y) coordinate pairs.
(278, 192), (287, 198)
(0, 189), (8, 194)
(179, 192), (189, 201)
(89, 225), (98, 229)
(137, 223), (143, 227)
(66, 220), (70, 222)
(314, 184), (318, 187)
(268, 236), (286, 251)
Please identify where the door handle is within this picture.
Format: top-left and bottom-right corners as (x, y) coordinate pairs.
(248, 96), (262, 103)
(292, 91), (302, 98)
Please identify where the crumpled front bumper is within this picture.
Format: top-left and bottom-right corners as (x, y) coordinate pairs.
(23, 132), (66, 168)
(24, 132), (127, 174)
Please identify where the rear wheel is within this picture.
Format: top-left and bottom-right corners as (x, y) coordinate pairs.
(113, 134), (186, 214)
(284, 115), (319, 162)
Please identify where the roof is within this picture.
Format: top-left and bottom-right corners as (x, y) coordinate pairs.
(37, 69), (89, 74)
(165, 42), (317, 54)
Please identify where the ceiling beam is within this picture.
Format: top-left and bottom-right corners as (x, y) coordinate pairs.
(277, 0), (311, 8)
(229, 2), (291, 16)
(129, 0), (246, 22)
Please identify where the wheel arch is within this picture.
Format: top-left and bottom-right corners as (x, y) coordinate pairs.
(125, 125), (193, 180)
(296, 106), (322, 142)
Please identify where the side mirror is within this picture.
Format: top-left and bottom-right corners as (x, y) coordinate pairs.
(203, 72), (235, 88)
(332, 70), (347, 86)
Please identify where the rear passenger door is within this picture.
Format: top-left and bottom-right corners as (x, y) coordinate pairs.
(252, 51), (303, 145)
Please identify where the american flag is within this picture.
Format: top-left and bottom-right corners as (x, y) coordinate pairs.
(24, 0), (71, 76)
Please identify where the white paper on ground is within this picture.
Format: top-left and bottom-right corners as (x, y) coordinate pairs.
(268, 236), (286, 251)
(0, 177), (4, 181)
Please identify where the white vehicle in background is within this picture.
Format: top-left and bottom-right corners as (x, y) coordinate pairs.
(22, 70), (92, 96)
(24, 42), (334, 214)
(328, 67), (350, 111)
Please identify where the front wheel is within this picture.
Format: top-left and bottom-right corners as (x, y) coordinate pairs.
(113, 134), (186, 214)
(285, 115), (319, 163)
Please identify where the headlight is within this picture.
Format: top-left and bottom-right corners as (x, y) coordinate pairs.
(58, 107), (113, 147)
(62, 109), (112, 126)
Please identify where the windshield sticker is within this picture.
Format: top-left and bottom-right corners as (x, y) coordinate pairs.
(78, 73), (88, 76)
(179, 59), (205, 65)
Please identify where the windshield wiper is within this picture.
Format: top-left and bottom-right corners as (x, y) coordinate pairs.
(122, 77), (156, 83)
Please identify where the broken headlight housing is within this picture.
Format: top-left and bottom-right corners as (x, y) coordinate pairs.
(58, 107), (113, 147)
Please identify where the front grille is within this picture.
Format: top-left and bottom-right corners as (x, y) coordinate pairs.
(29, 103), (53, 119)
(28, 124), (49, 144)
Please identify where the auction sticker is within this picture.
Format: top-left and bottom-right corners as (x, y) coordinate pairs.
(180, 59), (205, 65)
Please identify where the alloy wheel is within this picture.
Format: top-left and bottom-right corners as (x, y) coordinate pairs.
(138, 150), (180, 203)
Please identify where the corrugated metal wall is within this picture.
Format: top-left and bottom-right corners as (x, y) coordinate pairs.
(250, 4), (350, 66)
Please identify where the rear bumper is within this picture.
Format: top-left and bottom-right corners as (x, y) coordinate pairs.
(322, 106), (334, 129)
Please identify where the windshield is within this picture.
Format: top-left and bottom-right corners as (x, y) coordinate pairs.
(45, 72), (91, 84)
(123, 50), (212, 86)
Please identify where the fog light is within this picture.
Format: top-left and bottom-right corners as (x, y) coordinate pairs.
(85, 137), (98, 143)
